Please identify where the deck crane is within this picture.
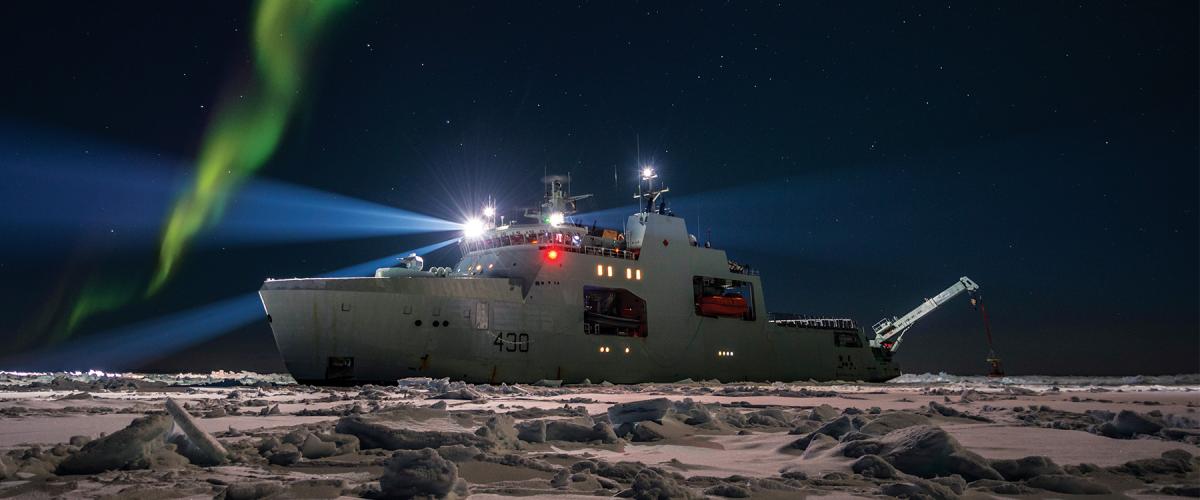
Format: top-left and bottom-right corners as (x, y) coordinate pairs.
(870, 276), (1003, 376)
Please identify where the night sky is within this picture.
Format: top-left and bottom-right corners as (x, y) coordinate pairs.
(0, 2), (1196, 376)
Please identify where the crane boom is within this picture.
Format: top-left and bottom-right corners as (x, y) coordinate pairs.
(870, 276), (980, 352)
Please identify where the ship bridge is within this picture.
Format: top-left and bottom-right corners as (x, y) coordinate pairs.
(457, 222), (634, 268)
(451, 170), (759, 277)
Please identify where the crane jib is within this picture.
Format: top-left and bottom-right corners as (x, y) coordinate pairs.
(870, 276), (1003, 376)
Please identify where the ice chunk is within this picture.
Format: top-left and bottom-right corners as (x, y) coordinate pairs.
(1026, 474), (1112, 495)
(1098, 410), (1164, 438)
(671, 398), (712, 425)
(704, 483), (751, 497)
(880, 479), (957, 500)
(851, 454), (898, 479)
(268, 443), (301, 465)
(859, 412), (930, 435)
(430, 388), (484, 401)
(224, 482), (284, 500)
(56, 414), (176, 475)
(845, 425), (1002, 481)
(807, 404), (839, 422)
(800, 434), (838, 459)
(335, 416), (494, 451)
(607, 398), (670, 426)
(165, 397), (228, 466)
(380, 448), (466, 499)
(474, 414), (519, 449)
(785, 415), (856, 450)
(989, 456), (1063, 481)
(300, 434), (337, 459)
(628, 468), (700, 499)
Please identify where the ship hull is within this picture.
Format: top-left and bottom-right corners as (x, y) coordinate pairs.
(260, 276), (901, 385)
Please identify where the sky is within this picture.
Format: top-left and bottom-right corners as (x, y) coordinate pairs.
(0, 2), (1195, 376)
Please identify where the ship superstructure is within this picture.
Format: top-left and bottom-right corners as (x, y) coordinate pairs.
(260, 170), (909, 384)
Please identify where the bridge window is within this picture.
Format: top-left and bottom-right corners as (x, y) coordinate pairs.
(834, 332), (863, 348)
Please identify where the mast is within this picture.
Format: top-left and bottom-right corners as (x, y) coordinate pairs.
(634, 166), (669, 214)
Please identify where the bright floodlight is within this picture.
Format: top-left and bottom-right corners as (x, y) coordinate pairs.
(463, 218), (486, 238)
(548, 211), (565, 226)
(482, 206), (495, 218)
(641, 166), (655, 179)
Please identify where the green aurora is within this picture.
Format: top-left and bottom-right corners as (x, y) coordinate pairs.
(62, 0), (348, 336)
(149, 0), (349, 294)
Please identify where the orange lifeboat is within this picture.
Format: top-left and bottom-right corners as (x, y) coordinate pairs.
(698, 293), (748, 317)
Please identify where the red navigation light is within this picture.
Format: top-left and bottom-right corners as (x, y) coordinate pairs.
(547, 249), (559, 261)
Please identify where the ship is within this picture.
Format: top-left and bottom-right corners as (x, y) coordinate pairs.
(259, 170), (982, 385)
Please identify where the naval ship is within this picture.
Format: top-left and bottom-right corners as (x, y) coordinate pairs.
(260, 171), (975, 385)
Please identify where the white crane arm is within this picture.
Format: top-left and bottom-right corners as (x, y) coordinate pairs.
(870, 276), (979, 352)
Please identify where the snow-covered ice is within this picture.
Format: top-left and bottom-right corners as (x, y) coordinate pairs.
(0, 371), (1196, 498)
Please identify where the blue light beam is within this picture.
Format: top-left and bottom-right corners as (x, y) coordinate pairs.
(2, 238), (459, 371)
(204, 181), (460, 246)
(0, 127), (458, 254)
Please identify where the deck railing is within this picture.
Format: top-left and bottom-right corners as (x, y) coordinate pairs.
(460, 234), (639, 261)
(769, 316), (858, 330)
(555, 244), (637, 260)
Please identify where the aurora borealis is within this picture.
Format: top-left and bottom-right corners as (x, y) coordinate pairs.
(151, 0), (349, 294)
(56, 0), (352, 338)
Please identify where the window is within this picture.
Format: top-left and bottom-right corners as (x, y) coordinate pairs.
(834, 332), (863, 348)
(693, 276), (755, 321)
(583, 286), (647, 337)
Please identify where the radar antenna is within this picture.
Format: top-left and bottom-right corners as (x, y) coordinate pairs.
(634, 166), (670, 214)
(524, 174), (592, 224)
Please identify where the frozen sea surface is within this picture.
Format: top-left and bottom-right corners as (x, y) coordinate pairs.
(0, 369), (297, 388)
(888, 372), (1200, 391)
(1, 369), (1195, 392)
(0, 369), (1196, 498)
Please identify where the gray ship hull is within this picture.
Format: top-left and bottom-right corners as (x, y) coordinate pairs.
(261, 212), (900, 385)
(260, 275), (899, 385)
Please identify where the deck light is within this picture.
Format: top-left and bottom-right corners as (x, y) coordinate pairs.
(482, 206), (495, 218)
(547, 249), (559, 261)
(463, 218), (485, 238)
(548, 211), (565, 226)
(641, 166), (655, 179)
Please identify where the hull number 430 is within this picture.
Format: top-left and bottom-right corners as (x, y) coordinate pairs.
(494, 332), (529, 352)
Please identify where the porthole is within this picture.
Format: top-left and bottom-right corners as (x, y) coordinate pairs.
(414, 320), (423, 326)
(433, 320), (441, 327)
(443, 320), (449, 327)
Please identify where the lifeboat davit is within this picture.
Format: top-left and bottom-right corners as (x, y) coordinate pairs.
(698, 294), (748, 317)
